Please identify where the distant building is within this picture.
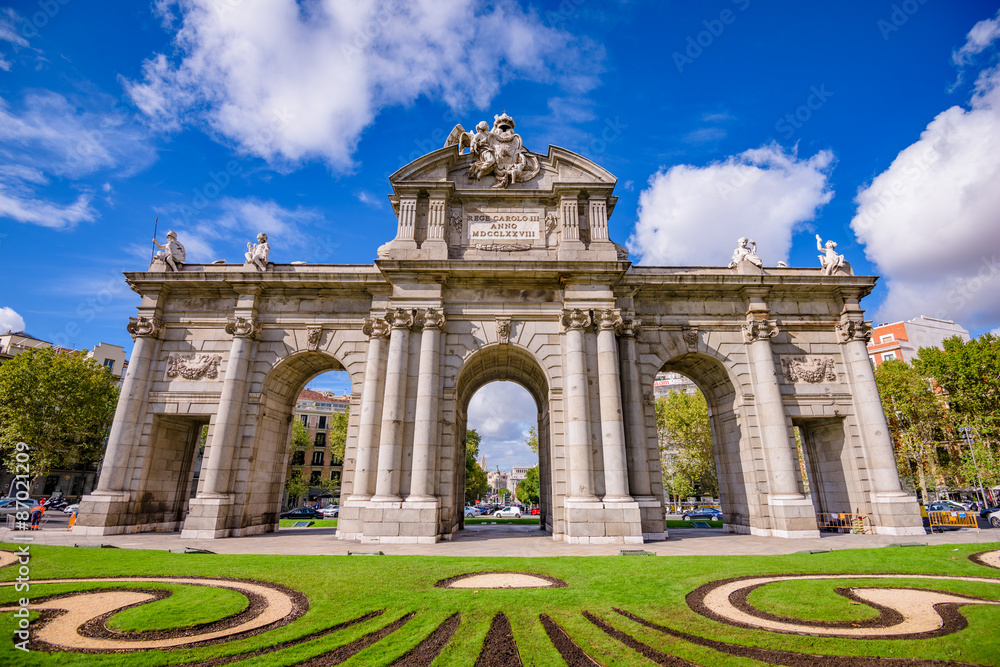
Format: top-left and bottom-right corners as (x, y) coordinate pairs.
(86, 343), (127, 381)
(285, 388), (350, 506)
(867, 316), (971, 368)
(0, 331), (52, 363)
(487, 467), (508, 499)
(653, 371), (698, 398)
(508, 465), (531, 495)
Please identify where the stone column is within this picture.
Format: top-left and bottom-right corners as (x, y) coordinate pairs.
(408, 308), (445, 502)
(618, 319), (653, 499)
(199, 315), (259, 497)
(562, 308), (597, 501)
(371, 308), (413, 502)
(838, 316), (904, 496)
(349, 317), (390, 501)
(742, 314), (801, 498)
(92, 316), (162, 494)
(595, 309), (632, 502)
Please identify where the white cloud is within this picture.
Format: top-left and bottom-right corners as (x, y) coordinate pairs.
(125, 0), (601, 170)
(0, 9), (29, 72)
(0, 306), (25, 334)
(851, 60), (1000, 331)
(354, 190), (382, 207)
(628, 144), (834, 266)
(468, 381), (538, 470)
(0, 91), (153, 229)
(953, 9), (1000, 65)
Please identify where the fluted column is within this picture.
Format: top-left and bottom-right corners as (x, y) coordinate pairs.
(408, 308), (445, 501)
(595, 309), (632, 502)
(371, 308), (413, 502)
(618, 318), (653, 498)
(839, 316), (906, 496)
(349, 317), (390, 501)
(199, 315), (259, 496)
(397, 196), (417, 242)
(562, 308), (597, 501)
(93, 316), (162, 494)
(560, 193), (580, 241)
(589, 196), (609, 241)
(743, 314), (801, 498)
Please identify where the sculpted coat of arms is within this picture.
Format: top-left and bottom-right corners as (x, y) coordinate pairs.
(446, 112), (540, 189)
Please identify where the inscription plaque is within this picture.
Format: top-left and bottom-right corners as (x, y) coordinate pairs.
(466, 210), (540, 242)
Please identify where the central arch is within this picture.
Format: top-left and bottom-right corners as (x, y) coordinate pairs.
(453, 344), (552, 534)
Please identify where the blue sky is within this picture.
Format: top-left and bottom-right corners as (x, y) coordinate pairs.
(3, 1), (1000, 469)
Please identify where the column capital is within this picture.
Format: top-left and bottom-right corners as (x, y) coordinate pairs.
(595, 308), (623, 334)
(225, 315), (260, 339)
(561, 308), (591, 331)
(363, 317), (391, 339)
(621, 318), (642, 339)
(127, 316), (162, 340)
(386, 307), (414, 330)
(837, 316), (872, 343)
(419, 308), (446, 331)
(742, 315), (778, 343)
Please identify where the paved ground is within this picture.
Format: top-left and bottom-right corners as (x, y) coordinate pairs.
(6, 513), (998, 557)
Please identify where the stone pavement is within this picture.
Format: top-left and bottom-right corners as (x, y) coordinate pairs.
(5, 518), (998, 557)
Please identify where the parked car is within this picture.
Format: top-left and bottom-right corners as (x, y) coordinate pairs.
(925, 501), (971, 513)
(280, 507), (323, 520)
(63, 504), (80, 514)
(320, 505), (339, 518)
(988, 510), (1000, 529)
(978, 505), (1000, 518)
(494, 506), (522, 518)
(682, 507), (723, 521)
(0, 499), (42, 516)
(464, 507), (481, 518)
(531, 507), (540, 515)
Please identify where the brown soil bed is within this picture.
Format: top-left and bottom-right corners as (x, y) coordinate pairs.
(539, 613), (601, 666)
(390, 613), (461, 666)
(475, 612), (522, 667)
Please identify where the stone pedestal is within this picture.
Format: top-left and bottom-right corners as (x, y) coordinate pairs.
(359, 499), (441, 544)
(563, 499), (644, 544)
(72, 492), (131, 536)
(181, 496), (234, 539)
(871, 494), (926, 536)
(637, 497), (668, 541)
(767, 495), (821, 538)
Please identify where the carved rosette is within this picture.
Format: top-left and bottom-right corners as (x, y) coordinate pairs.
(385, 308), (414, 330)
(742, 316), (778, 343)
(306, 326), (323, 351)
(495, 317), (511, 344)
(782, 356), (838, 383)
(621, 318), (642, 339)
(225, 316), (260, 339)
(420, 308), (446, 331)
(362, 317), (390, 339)
(166, 353), (222, 381)
(837, 318), (873, 343)
(127, 316), (162, 339)
(682, 326), (699, 351)
(595, 308), (623, 334)
(561, 308), (592, 332)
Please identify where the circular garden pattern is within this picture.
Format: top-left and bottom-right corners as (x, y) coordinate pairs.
(0, 548), (998, 665)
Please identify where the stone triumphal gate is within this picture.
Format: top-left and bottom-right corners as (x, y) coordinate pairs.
(77, 114), (923, 543)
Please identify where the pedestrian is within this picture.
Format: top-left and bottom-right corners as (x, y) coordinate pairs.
(30, 505), (44, 530)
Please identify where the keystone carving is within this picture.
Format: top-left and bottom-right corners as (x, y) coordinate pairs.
(127, 316), (162, 339)
(306, 326), (323, 351)
(782, 356), (837, 383)
(166, 353), (222, 381)
(225, 316), (260, 339)
(495, 317), (512, 344)
(742, 316), (778, 343)
(837, 318), (873, 343)
(561, 308), (591, 331)
(362, 317), (390, 339)
(682, 326), (699, 351)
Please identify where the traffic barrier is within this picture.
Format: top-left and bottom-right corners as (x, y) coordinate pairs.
(927, 510), (979, 533)
(816, 512), (873, 534)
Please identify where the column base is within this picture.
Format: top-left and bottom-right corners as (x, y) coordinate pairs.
(636, 496), (668, 540)
(871, 492), (925, 535)
(563, 499), (644, 544)
(180, 495), (234, 539)
(73, 491), (131, 534)
(342, 498), (441, 543)
(767, 494), (820, 538)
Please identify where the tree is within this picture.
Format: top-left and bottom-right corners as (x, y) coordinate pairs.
(290, 419), (310, 451)
(515, 465), (539, 504)
(525, 426), (538, 454)
(655, 390), (716, 503)
(464, 429), (488, 502)
(329, 407), (349, 462)
(0, 347), (120, 482)
(284, 470), (308, 506)
(874, 359), (953, 502)
(498, 487), (510, 501)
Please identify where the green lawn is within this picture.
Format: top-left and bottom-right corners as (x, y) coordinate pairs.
(278, 518), (338, 528)
(1, 542), (998, 666)
(464, 516), (540, 525)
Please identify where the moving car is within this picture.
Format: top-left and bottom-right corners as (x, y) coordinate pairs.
(279, 507), (323, 520)
(978, 505), (1000, 518)
(494, 506), (522, 518)
(682, 507), (723, 521)
(988, 510), (1000, 529)
(63, 504), (80, 514)
(464, 507), (481, 518)
(320, 505), (339, 518)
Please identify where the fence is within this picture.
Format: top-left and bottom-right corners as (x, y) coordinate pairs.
(816, 512), (873, 534)
(927, 510), (979, 533)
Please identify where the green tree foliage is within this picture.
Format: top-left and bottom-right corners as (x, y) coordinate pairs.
(515, 466), (539, 504)
(915, 334), (1000, 447)
(290, 419), (310, 451)
(464, 429), (488, 502)
(284, 470), (308, 506)
(498, 487), (510, 501)
(0, 347), (120, 480)
(874, 359), (953, 502)
(524, 426), (538, 454)
(655, 390), (717, 502)
(329, 407), (349, 462)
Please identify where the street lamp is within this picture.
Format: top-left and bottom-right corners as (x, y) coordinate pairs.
(959, 426), (988, 508)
